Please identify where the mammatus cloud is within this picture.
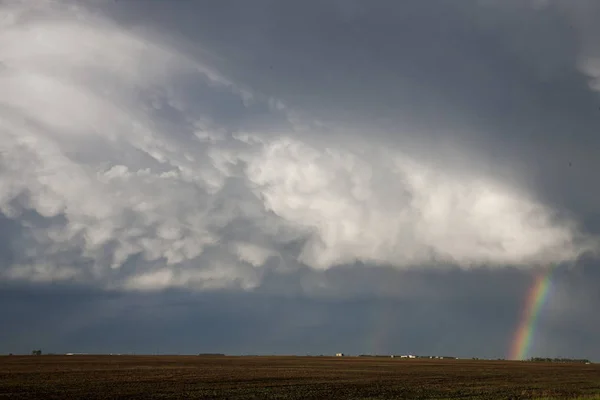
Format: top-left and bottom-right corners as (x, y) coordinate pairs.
(0, 0), (596, 292)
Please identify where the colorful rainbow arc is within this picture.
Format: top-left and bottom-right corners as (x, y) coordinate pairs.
(509, 267), (554, 360)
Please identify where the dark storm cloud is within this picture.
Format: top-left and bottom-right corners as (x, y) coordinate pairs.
(2, 0), (596, 285)
(106, 0), (600, 232)
(1, 0), (600, 359)
(1, 264), (598, 359)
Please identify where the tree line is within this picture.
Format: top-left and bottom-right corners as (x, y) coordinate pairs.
(529, 357), (590, 364)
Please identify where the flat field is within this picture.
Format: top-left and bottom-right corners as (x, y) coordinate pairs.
(1, 355), (599, 399)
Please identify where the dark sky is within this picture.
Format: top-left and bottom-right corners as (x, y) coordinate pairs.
(0, 0), (599, 360)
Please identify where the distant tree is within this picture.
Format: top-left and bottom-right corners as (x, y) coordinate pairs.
(31, 349), (42, 356)
(529, 357), (590, 364)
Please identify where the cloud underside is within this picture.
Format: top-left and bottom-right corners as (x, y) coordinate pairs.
(0, 0), (597, 292)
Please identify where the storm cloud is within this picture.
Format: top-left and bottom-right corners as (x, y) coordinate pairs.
(1, 0), (599, 359)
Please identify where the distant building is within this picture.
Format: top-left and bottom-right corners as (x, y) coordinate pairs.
(335, 353), (344, 357)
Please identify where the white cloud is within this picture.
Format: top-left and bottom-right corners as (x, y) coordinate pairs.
(233, 242), (275, 268)
(246, 137), (589, 270)
(0, 0), (595, 292)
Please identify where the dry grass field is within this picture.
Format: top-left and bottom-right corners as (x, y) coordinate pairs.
(1, 355), (599, 399)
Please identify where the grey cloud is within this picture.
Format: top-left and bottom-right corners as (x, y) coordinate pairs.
(0, 274), (527, 357)
(1, 0), (595, 292)
(1, 263), (598, 359)
(106, 0), (600, 228)
(1, 0), (600, 360)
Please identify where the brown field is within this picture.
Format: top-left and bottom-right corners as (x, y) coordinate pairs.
(1, 355), (599, 399)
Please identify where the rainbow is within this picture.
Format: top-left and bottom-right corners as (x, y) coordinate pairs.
(509, 267), (554, 360)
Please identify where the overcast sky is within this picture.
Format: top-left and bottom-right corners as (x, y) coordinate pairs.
(1, 0), (600, 360)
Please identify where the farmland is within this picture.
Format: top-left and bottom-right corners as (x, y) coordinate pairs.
(1, 355), (599, 399)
